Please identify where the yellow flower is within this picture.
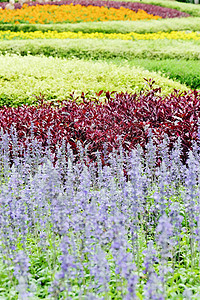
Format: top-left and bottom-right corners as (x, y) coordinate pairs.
(0, 30), (200, 41)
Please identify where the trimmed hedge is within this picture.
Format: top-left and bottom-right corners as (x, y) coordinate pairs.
(0, 55), (187, 106)
(0, 38), (199, 61)
(0, 17), (199, 34)
(127, 58), (200, 89)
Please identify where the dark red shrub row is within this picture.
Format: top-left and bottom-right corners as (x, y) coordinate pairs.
(1, 0), (190, 19)
(0, 86), (200, 162)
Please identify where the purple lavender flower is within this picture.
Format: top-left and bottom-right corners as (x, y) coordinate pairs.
(143, 272), (164, 300)
(142, 241), (164, 299)
(156, 214), (174, 296)
(13, 250), (31, 299)
(125, 274), (138, 300)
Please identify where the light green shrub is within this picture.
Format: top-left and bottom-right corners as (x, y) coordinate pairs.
(0, 38), (199, 60)
(0, 55), (188, 106)
(0, 17), (200, 34)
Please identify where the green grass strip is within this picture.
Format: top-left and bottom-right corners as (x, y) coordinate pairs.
(0, 17), (199, 34)
(0, 38), (199, 60)
(0, 55), (187, 107)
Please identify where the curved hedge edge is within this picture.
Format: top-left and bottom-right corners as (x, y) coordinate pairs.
(0, 39), (198, 61)
(0, 17), (199, 33)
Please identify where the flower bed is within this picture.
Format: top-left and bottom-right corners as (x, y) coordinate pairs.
(0, 0), (200, 298)
(10, 0), (191, 18)
(0, 121), (200, 299)
(1, 29), (200, 40)
(0, 3), (162, 24)
(0, 0), (190, 21)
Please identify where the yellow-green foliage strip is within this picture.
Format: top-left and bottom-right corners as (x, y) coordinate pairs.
(0, 17), (200, 34)
(0, 55), (188, 106)
(1, 30), (200, 41)
(0, 38), (199, 60)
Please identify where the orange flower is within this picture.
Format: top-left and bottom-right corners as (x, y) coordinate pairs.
(0, 3), (161, 24)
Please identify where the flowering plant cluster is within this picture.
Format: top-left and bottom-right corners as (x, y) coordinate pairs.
(0, 0), (189, 22)
(10, 0), (190, 19)
(0, 86), (200, 163)
(1, 29), (200, 41)
(0, 127), (200, 298)
(0, 2), (161, 24)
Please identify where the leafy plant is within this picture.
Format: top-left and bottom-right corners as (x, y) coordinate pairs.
(0, 38), (198, 64)
(0, 16), (199, 34)
(0, 86), (200, 163)
(0, 55), (187, 106)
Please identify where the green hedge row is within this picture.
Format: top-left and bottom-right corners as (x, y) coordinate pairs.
(176, 0), (198, 3)
(125, 58), (200, 89)
(0, 17), (200, 33)
(0, 38), (199, 60)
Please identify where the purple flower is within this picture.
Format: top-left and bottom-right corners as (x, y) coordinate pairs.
(13, 250), (31, 299)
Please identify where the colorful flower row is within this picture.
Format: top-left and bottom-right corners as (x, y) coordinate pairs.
(1, 29), (200, 41)
(6, 0), (189, 19)
(0, 3), (161, 24)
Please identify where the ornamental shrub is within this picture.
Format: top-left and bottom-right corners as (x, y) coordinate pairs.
(0, 85), (200, 163)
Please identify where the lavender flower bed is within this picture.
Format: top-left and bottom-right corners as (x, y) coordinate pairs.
(0, 0), (190, 18)
(0, 129), (200, 298)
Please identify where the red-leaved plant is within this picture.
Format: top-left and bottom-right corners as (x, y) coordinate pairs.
(0, 86), (200, 163)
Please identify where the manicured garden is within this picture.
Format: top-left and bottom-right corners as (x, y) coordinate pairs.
(1, 0), (200, 299)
